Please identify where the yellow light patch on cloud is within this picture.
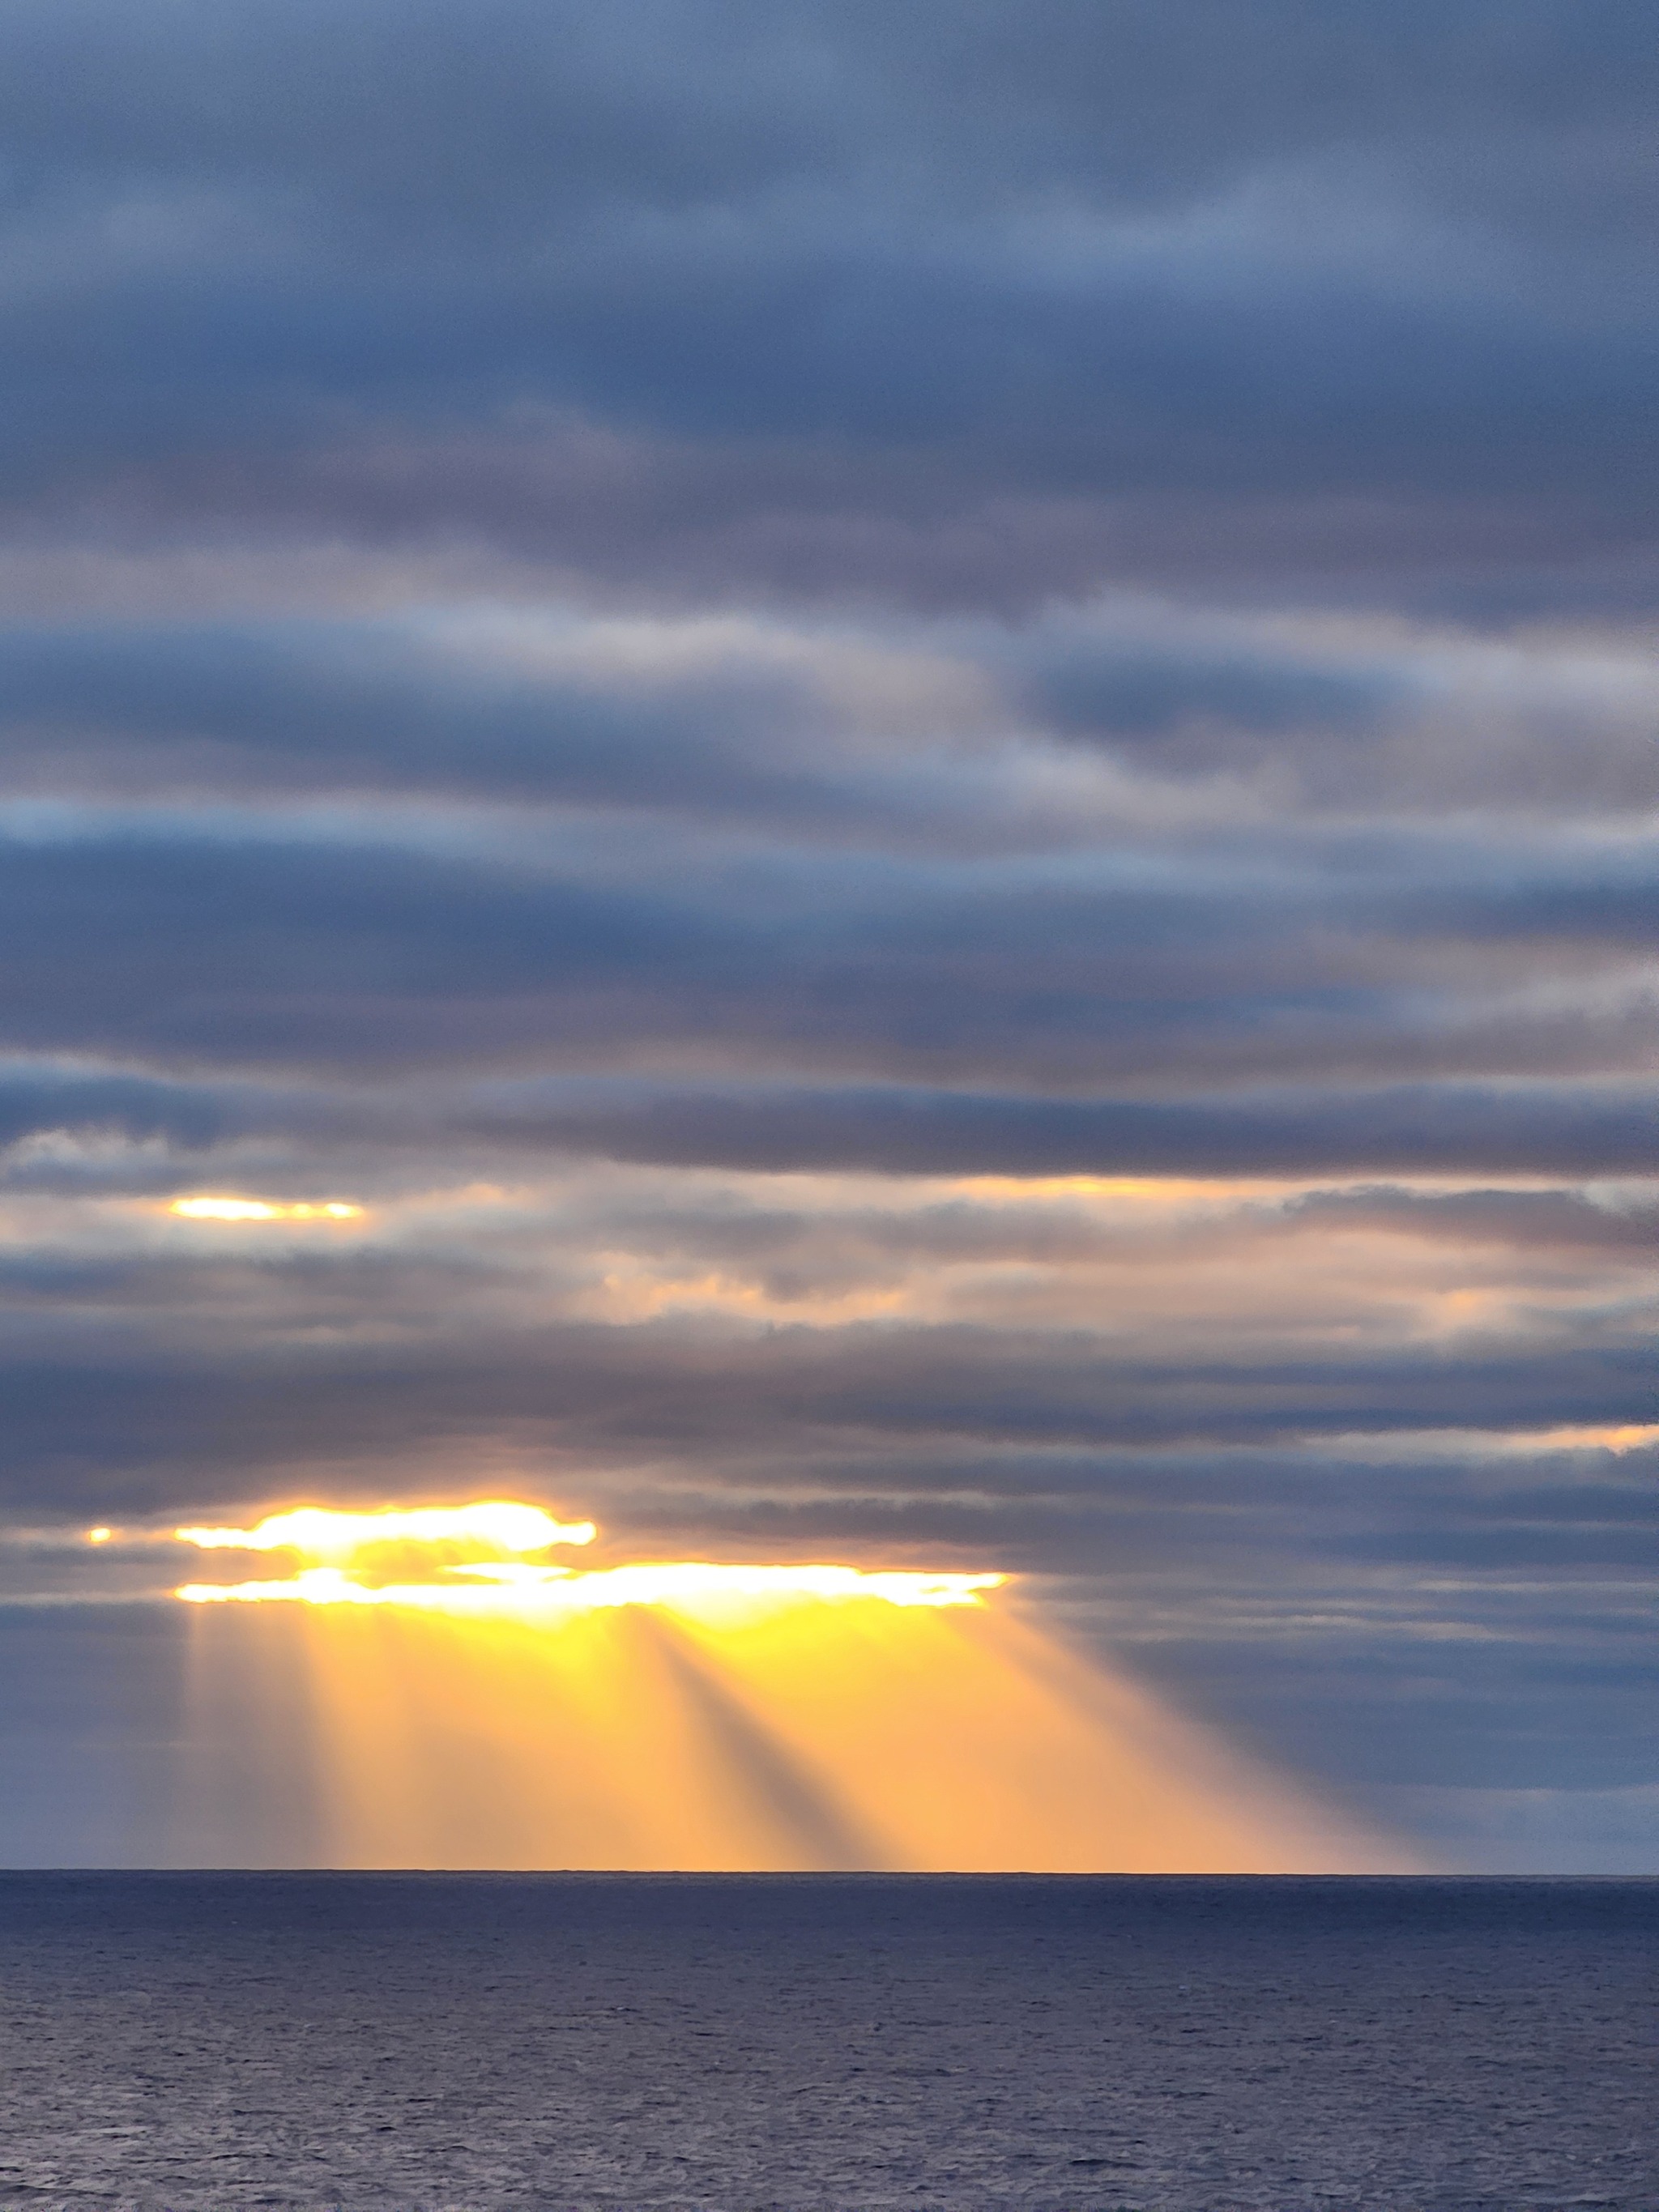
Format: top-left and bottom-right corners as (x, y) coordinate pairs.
(1508, 1421), (1659, 1455)
(953, 1174), (1273, 1204)
(169, 1197), (364, 1221)
(176, 1558), (1003, 1620)
(589, 1264), (912, 1326)
(1325, 1421), (1659, 1463)
(176, 1501), (595, 1559)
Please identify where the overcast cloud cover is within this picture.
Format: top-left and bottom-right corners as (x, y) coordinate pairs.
(1, 0), (1655, 1869)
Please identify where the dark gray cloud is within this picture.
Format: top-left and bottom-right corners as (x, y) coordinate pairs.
(0, 622), (842, 816)
(463, 1080), (1659, 1179)
(2, 1297), (1652, 1515)
(0, 820), (1653, 1089)
(1028, 643), (1406, 742)
(2, 2), (1654, 613)
(1281, 1186), (1659, 1251)
(0, 1059), (1653, 1188)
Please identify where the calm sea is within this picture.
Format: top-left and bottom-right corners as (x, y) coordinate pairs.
(0, 1874), (1653, 2212)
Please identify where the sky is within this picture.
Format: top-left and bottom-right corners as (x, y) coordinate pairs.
(1, 0), (1655, 1871)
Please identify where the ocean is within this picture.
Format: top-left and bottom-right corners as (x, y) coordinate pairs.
(0, 1874), (1653, 2212)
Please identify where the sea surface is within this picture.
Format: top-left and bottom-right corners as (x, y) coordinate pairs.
(0, 1874), (1653, 2212)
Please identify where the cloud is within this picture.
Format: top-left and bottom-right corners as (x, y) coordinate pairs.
(0, 814), (1653, 1091)
(0, 3), (1653, 615)
(463, 1080), (1659, 1178)
(5, 603), (1657, 857)
(0, 1056), (1653, 1188)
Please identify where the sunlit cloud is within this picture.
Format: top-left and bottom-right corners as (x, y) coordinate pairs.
(175, 1501), (595, 1558)
(1320, 1422), (1659, 1463)
(173, 1499), (1000, 1619)
(169, 1197), (364, 1221)
(1522, 1424), (1659, 1455)
(177, 1558), (1004, 1619)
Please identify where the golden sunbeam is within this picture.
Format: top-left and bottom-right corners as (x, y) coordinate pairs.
(168, 1499), (1405, 1873)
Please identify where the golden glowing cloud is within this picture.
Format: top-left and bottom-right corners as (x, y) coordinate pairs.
(1525, 1422), (1659, 1454)
(176, 1558), (1003, 1618)
(169, 1197), (363, 1221)
(175, 1501), (595, 1558)
(173, 1500), (996, 1619)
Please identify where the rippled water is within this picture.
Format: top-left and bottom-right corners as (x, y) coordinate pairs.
(0, 1874), (1653, 2211)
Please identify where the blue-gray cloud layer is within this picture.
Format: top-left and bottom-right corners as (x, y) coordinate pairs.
(5, 0), (1655, 610)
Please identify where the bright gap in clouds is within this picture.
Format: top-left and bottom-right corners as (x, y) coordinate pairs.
(172, 1499), (1000, 1615)
(175, 1501), (595, 1558)
(169, 1197), (363, 1221)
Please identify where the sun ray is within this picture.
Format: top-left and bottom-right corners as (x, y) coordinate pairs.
(168, 1499), (1405, 1873)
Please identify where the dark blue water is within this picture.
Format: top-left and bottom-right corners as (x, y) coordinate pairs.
(0, 1875), (1653, 2212)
